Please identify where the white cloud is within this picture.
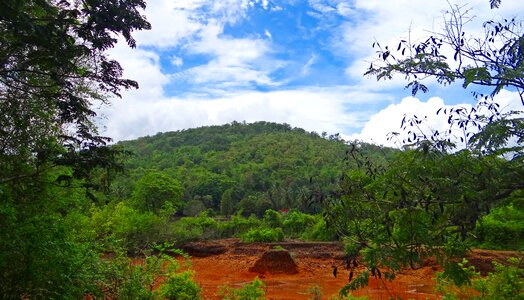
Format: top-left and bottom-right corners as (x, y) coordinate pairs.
(174, 21), (281, 88)
(117, 0), (282, 90)
(101, 0), (524, 145)
(350, 96), (457, 147)
(99, 87), (387, 142)
(108, 42), (169, 99)
(132, 0), (203, 48)
(339, 0), (513, 82)
(351, 90), (523, 147)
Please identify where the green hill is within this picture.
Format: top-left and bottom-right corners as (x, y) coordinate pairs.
(113, 121), (395, 216)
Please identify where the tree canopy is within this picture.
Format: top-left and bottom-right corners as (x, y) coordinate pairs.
(0, 0), (150, 189)
(0, 0), (151, 297)
(329, 1), (524, 294)
(365, 2), (523, 154)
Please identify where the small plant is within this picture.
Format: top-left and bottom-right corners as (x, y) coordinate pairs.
(308, 285), (322, 300)
(218, 277), (266, 300)
(273, 245), (286, 250)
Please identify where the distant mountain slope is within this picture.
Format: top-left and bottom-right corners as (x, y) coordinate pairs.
(114, 121), (395, 216)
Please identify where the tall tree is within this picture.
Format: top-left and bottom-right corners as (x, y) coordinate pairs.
(326, 1), (524, 294)
(0, 0), (150, 188)
(0, 0), (150, 297)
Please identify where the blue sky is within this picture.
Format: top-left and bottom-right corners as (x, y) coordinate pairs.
(101, 0), (523, 146)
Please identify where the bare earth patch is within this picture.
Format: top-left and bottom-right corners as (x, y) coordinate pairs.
(177, 239), (518, 300)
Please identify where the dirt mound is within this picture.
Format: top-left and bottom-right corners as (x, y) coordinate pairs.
(249, 249), (299, 274)
(180, 240), (230, 257)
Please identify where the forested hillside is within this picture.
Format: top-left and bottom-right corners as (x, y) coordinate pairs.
(113, 121), (395, 216)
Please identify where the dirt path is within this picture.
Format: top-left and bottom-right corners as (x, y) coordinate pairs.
(179, 239), (517, 300)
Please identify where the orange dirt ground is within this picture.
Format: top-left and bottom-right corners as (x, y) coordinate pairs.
(176, 239), (517, 300)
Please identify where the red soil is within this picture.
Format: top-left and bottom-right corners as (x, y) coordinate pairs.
(178, 239), (517, 300)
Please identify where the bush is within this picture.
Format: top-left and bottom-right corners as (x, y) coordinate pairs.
(282, 210), (316, 238)
(436, 257), (524, 300)
(94, 250), (165, 299)
(263, 209), (283, 228)
(158, 270), (201, 300)
(241, 227), (284, 243)
(475, 203), (524, 250)
(171, 212), (219, 242)
(301, 215), (337, 241)
(219, 277), (266, 300)
(89, 202), (168, 252)
(218, 214), (262, 238)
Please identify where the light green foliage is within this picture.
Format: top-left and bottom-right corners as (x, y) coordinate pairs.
(170, 212), (220, 242)
(436, 257), (524, 300)
(95, 250), (159, 299)
(0, 203), (101, 297)
(282, 210), (316, 238)
(92, 249), (200, 300)
(158, 270), (201, 300)
(219, 277), (266, 300)
(301, 215), (337, 241)
(241, 227), (284, 243)
(219, 214), (262, 237)
(476, 198), (524, 250)
(132, 171), (184, 215)
(89, 202), (167, 252)
(263, 209), (283, 228)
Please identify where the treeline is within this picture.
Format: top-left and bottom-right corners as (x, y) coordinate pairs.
(112, 121), (395, 217)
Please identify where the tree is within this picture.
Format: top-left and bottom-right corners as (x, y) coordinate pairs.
(0, 0), (150, 297)
(220, 189), (236, 216)
(324, 1), (524, 294)
(133, 172), (184, 215)
(0, 0), (150, 189)
(365, 2), (523, 154)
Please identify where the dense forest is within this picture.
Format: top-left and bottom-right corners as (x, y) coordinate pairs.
(113, 121), (395, 217)
(1, 0), (523, 299)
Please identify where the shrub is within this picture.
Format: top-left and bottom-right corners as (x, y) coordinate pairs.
(219, 277), (266, 300)
(301, 215), (337, 241)
(158, 270), (201, 300)
(436, 257), (524, 300)
(218, 214), (261, 238)
(282, 210), (316, 237)
(94, 250), (164, 299)
(475, 203), (524, 250)
(89, 202), (169, 252)
(172, 212), (220, 241)
(241, 227), (284, 243)
(263, 209), (283, 228)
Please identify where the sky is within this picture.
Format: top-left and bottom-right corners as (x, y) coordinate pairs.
(100, 0), (523, 146)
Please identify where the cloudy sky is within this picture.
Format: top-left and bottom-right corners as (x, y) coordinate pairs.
(100, 0), (523, 146)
